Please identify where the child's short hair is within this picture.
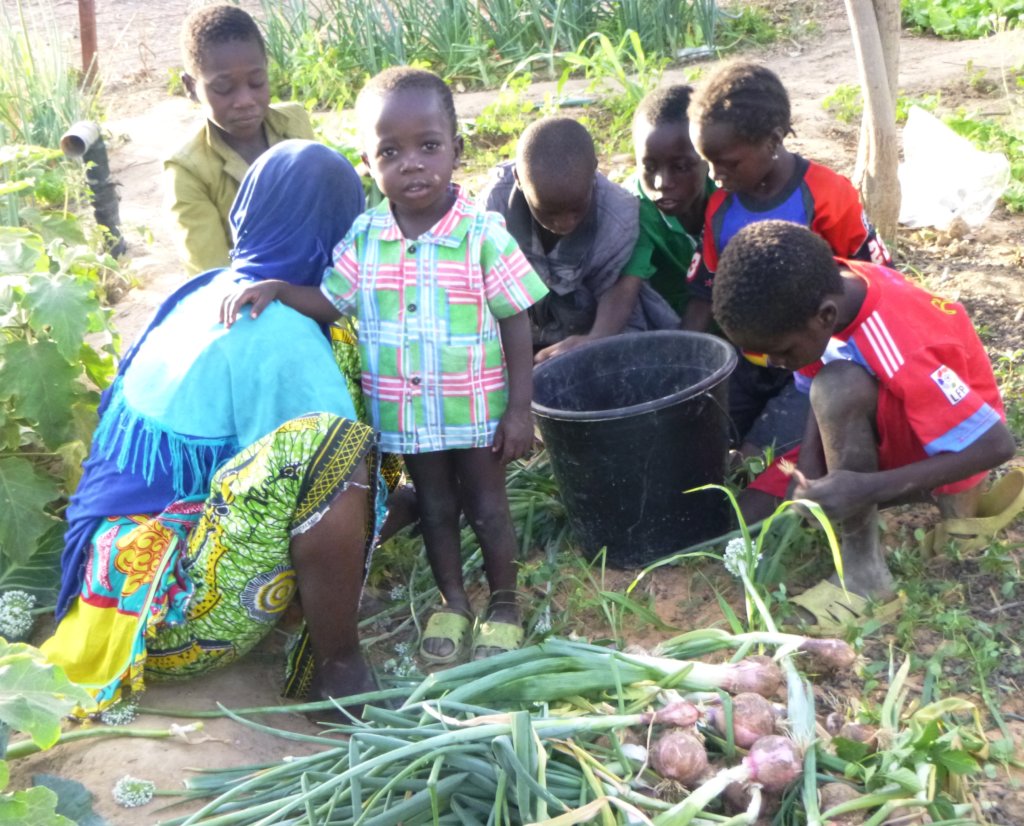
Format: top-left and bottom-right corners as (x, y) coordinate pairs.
(690, 61), (793, 144)
(181, 5), (265, 75)
(356, 67), (458, 137)
(633, 84), (694, 130)
(713, 220), (843, 339)
(516, 117), (597, 185)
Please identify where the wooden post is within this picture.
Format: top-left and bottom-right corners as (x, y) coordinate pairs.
(844, 0), (901, 245)
(78, 0), (98, 85)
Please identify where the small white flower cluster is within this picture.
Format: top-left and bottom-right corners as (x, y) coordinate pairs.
(722, 537), (761, 580)
(383, 640), (420, 677)
(0, 590), (36, 641)
(112, 775), (155, 808)
(388, 584), (407, 602)
(100, 699), (139, 726)
(533, 609), (552, 635)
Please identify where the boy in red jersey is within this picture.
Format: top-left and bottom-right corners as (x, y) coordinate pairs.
(687, 61), (891, 501)
(712, 220), (1021, 634)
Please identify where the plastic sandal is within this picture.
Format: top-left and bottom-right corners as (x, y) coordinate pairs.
(419, 609), (474, 665)
(784, 580), (905, 637)
(471, 619), (525, 661)
(921, 467), (1024, 557)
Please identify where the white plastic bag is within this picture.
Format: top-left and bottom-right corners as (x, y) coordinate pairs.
(898, 105), (1010, 230)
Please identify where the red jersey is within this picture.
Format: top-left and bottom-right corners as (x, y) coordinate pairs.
(798, 260), (1004, 458)
(688, 156), (890, 300)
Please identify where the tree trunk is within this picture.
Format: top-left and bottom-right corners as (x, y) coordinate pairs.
(844, 0), (901, 246)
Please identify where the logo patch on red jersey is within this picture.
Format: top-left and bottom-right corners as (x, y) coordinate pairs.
(930, 365), (968, 405)
(686, 253), (701, 282)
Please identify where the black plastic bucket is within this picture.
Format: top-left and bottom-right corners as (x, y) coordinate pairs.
(532, 331), (737, 567)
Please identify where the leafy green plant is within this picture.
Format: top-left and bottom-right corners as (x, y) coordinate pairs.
(256, 0), (721, 107)
(902, 0), (1024, 40)
(0, 639), (91, 825)
(823, 83), (863, 124)
(715, 4), (781, 49)
(556, 30), (668, 154)
(823, 84), (942, 125)
(0, 0), (99, 148)
(0, 145), (121, 605)
(464, 74), (538, 151)
(992, 348), (1024, 439)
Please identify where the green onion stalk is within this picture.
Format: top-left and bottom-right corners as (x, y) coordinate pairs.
(4, 722), (203, 760)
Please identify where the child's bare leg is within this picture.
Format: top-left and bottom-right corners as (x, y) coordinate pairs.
(290, 460), (377, 711)
(403, 451), (472, 659)
(811, 361), (896, 599)
(454, 447), (520, 626)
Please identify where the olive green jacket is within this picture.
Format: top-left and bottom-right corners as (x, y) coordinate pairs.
(164, 102), (314, 275)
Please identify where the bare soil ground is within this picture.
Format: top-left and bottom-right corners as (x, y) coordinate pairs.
(6, 0), (1024, 823)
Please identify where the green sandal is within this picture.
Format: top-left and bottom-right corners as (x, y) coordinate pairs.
(921, 467), (1024, 558)
(784, 580), (905, 637)
(471, 620), (524, 661)
(419, 610), (474, 665)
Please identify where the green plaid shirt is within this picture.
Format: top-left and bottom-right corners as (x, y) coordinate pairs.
(322, 187), (548, 453)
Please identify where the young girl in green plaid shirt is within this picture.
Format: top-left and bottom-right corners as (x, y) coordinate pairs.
(223, 69), (548, 666)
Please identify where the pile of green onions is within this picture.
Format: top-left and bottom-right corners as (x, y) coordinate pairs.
(159, 638), (816, 825)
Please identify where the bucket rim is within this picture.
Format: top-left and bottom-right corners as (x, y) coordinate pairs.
(531, 330), (738, 422)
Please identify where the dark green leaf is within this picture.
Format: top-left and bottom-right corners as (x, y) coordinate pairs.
(0, 457), (60, 565)
(23, 275), (94, 362)
(886, 766), (923, 793)
(933, 748), (980, 775)
(913, 718), (942, 749)
(832, 736), (872, 763)
(0, 521), (64, 606)
(0, 339), (80, 447)
(32, 774), (107, 826)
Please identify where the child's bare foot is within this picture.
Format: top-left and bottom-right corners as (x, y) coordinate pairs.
(307, 652), (379, 721)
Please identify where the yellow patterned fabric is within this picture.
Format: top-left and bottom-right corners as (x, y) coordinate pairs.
(42, 414), (378, 712)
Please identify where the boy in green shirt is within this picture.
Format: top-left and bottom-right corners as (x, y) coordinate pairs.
(623, 85), (715, 331)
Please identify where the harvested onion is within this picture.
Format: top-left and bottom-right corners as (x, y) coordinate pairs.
(819, 782), (866, 825)
(720, 655), (784, 697)
(742, 735), (803, 793)
(643, 699), (700, 727)
(707, 692), (777, 748)
(799, 637), (858, 671)
(651, 729), (709, 786)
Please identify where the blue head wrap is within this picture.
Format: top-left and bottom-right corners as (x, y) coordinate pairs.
(57, 140), (366, 618)
(229, 139), (365, 285)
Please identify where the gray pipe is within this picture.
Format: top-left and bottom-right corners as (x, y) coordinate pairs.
(60, 121), (126, 256)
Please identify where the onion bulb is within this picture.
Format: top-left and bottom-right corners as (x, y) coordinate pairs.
(651, 728), (709, 786)
(742, 735), (803, 793)
(707, 692), (777, 748)
(721, 655), (784, 697)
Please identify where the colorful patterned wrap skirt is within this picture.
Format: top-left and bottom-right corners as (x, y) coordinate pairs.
(42, 412), (383, 712)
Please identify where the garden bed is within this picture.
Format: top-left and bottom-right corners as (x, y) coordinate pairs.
(4, 0), (1024, 822)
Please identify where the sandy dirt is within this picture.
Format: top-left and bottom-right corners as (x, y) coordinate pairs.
(5, 0), (1024, 823)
